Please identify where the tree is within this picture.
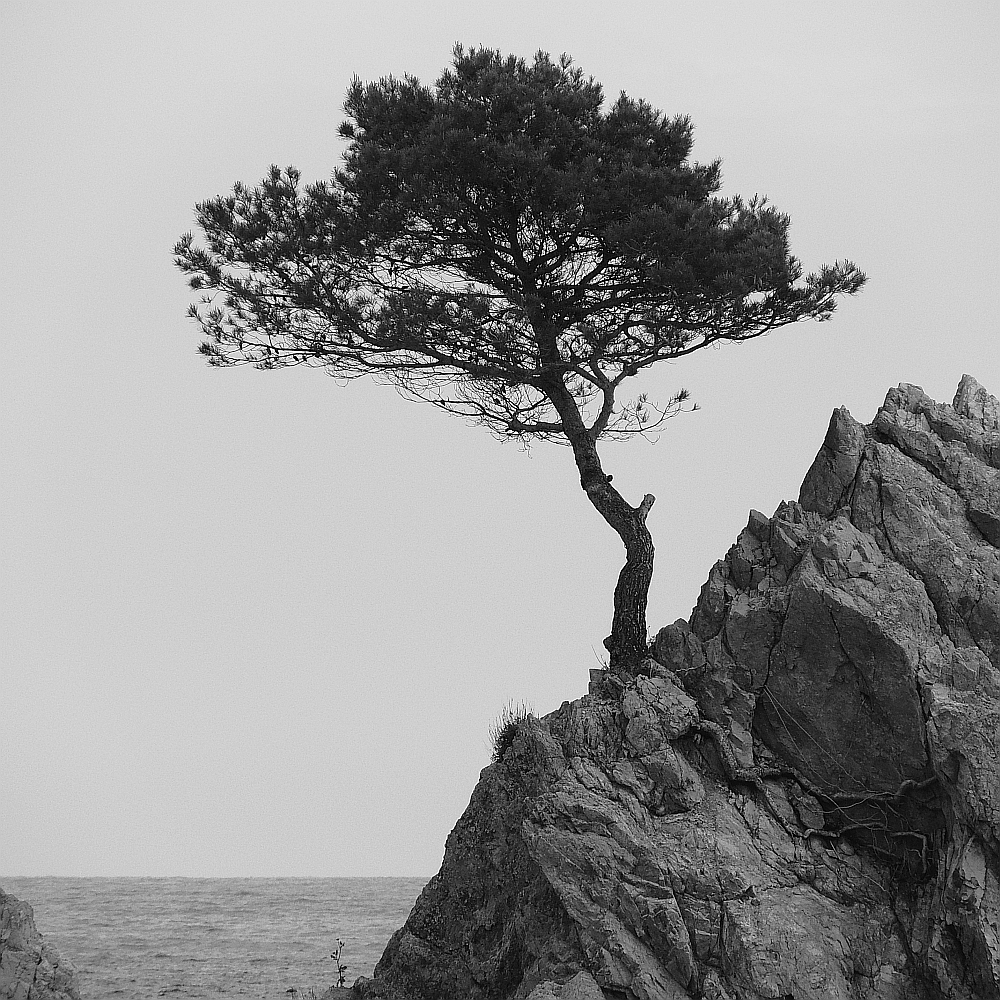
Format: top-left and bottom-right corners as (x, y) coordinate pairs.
(175, 46), (865, 671)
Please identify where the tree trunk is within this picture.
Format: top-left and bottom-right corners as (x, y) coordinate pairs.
(601, 492), (655, 672)
(543, 378), (655, 673)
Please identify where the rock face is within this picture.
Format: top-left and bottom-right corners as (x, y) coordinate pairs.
(0, 888), (80, 1000)
(357, 376), (1000, 1000)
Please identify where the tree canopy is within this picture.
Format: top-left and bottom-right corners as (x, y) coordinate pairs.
(176, 46), (865, 668)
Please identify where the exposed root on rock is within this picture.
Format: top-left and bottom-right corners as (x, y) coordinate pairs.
(695, 716), (938, 873)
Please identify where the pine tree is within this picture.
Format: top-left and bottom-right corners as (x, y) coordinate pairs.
(175, 46), (865, 670)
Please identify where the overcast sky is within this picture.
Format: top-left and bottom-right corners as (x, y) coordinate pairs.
(2, 2), (997, 877)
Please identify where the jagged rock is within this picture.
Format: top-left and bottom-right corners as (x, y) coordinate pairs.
(361, 376), (1000, 999)
(0, 888), (80, 1000)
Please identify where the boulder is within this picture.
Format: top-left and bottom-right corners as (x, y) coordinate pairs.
(358, 376), (1000, 999)
(0, 888), (80, 1000)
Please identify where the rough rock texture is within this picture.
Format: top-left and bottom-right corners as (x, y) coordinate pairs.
(0, 888), (80, 1000)
(526, 972), (608, 999)
(356, 376), (1000, 1000)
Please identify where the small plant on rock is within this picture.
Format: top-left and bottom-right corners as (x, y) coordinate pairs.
(331, 938), (348, 988)
(490, 702), (533, 765)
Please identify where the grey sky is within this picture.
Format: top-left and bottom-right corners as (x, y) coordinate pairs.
(2, 2), (997, 876)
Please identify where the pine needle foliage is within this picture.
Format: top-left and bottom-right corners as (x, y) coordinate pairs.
(175, 45), (863, 442)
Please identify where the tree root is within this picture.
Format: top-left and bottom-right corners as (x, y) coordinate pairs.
(693, 717), (937, 870)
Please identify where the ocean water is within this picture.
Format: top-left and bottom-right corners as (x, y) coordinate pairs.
(0, 876), (427, 999)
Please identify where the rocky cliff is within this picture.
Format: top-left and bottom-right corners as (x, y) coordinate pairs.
(354, 376), (1000, 1000)
(0, 888), (80, 1000)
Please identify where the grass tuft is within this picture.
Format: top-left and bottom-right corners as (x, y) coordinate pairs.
(489, 701), (533, 765)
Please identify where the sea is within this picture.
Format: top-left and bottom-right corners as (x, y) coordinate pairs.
(0, 876), (427, 999)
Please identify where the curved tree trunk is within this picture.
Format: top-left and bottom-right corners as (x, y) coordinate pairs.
(543, 378), (655, 673)
(601, 490), (655, 670)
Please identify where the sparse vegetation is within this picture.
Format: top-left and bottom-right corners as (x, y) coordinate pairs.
(331, 938), (348, 988)
(288, 938), (348, 997)
(490, 702), (533, 765)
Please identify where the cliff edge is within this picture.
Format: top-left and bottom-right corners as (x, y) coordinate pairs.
(356, 375), (1000, 1000)
(0, 888), (80, 1000)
